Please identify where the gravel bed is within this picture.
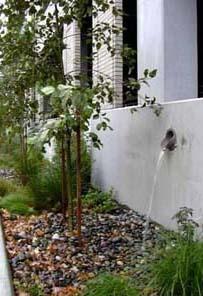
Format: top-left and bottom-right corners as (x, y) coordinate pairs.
(2, 207), (161, 295)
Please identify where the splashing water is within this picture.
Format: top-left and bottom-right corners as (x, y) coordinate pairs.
(142, 150), (165, 250)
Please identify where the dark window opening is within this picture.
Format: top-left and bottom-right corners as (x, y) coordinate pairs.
(123, 0), (137, 106)
(81, 7), (93, 87)
(197, 0), (203, 97)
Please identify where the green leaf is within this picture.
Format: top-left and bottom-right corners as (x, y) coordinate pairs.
(144, 69), (149, 77)
(41, 86), (55, 96)
(96, 42), (102, 50)
(93, 114), (99, 120)
(96, 123), (102, 131)
(58, 84), (70, 91)
(149, 69), (157, 78)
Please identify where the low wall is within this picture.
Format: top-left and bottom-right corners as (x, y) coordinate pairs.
(91, 98), (203, 229)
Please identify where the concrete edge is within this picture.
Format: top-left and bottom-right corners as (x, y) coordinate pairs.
(0, 215), (15, 296)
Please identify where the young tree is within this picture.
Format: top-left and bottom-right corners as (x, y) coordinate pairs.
(0, 0), (156, 243)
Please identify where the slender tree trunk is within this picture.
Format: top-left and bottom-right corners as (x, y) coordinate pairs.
(24, 124), (28, 173)
(19, 125), (28, 185)
(76, 115), (82, 245)
(61, 136), (67, 217)
(66, 131), (73, 231)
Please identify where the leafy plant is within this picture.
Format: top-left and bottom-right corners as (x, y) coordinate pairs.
(83, 273), (140, 296)
(150, 207), (203, 296)
(173, 206), (199, 242)
(0, 190), (34, 216)
(27, 284), (44, 296)
(83, 188), (118, 213)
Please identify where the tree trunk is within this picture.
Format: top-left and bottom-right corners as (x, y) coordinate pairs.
(66, 131), (73, 231)
(61, 136), (67, 217)
(76, 115), (82, 245)
(19, 126), (28, 185)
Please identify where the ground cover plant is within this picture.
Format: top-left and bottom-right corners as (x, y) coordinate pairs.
(0, 189), (34, 216)
(82, 273), (140, 296)
(83, 187), (118, 213)
(149, 207), (203, 296)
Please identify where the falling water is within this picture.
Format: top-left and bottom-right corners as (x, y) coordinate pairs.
(142, 150), (165, 250)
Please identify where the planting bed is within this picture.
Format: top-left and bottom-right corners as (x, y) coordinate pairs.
(2, 207), (160, 295)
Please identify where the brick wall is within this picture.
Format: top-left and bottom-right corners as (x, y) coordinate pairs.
(63, 22), (81, 80)
(62, 1), (123, 107)
(93, 0), (123, 108)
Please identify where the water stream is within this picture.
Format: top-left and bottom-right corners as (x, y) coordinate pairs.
(142, 150), (165, 250)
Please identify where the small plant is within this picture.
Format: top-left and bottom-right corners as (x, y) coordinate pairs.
(83, 273), (140, 296)
(0, 190), (34, 215)
(28, 139), (91, 212)
(27, 284), (44, 296)
(0, 178), (18, 198)
(28, 159), (62, 211)
(173, 206), (199, 242)
(150, 207), (203, 296)
(83, 188), (118, 213)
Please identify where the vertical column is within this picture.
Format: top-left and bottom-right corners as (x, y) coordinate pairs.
(137, 0), (165, 103)
(137, 0), (197, 103)
(63, 22), (81, 80)
(164, 0), (197, 101)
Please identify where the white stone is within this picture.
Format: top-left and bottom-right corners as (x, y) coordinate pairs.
(52, 233), (60, 240)
(70, 266), (79, 273)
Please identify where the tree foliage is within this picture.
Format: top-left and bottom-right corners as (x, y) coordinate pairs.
(0, 0), (157, 242)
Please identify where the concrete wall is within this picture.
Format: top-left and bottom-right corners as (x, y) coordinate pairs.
(92, 98), (203, 229)
(137, 0), (198, 102)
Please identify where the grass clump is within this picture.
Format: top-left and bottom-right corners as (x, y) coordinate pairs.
(150, 207), (203, 296)
(83, 274), (139, 296)
(0, 190), (34, 215)
(0, 178), (18, 198)
(28, 139), (91, 211)
(83, 188), (118, 213)
(28, 159), (62, 211)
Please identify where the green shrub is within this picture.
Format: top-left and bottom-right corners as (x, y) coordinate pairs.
(28, 159), (62, 211)
(83, 274), (139, 296)
(0, 134), (91, 212)
(0, 178), (18, 197)
(150, 207), (203, 296)
(83, 188), (118, 213)
(0, 190), (34, 215)
(28, 139), (91, 211)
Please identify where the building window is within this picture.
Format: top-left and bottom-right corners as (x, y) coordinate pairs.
(81, 4), (93, 87)
(123, 0), (137, 106)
